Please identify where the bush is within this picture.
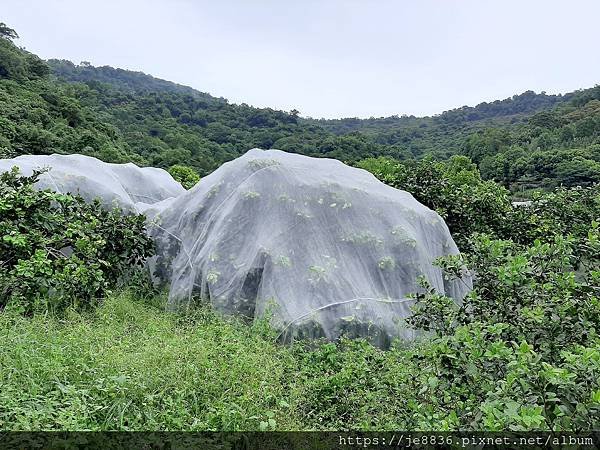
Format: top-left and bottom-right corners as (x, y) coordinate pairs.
(359, 156), (600, 251)
(351, 156), (600, 430)
(504, 184), (600, 247)
(357, 156), (512, 249)
(0, 168), (154, 312)
(168, 164), (200, 189)
(406, 223), (600, 430)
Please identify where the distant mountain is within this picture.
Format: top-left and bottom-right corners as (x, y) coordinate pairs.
(1, 31), (598, 188)
(49, 59), (220, 100)
(304, 90), (579, 159)
(49, 58), (591, 162)
(311, 89), (572, 132)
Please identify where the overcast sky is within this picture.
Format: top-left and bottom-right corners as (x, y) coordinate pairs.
(3, 0), (600, 118)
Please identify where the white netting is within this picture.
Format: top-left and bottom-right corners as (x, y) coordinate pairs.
(1, 150), (471, 347)
(0, 154), (185, 210)
(144, 149), (471, 347)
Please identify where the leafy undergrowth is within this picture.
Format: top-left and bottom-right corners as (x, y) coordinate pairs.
(2, 289), (598, 431)
(0, 291), (453, 431)
(0, 290), (432, 431)
(0, 291), (301, 431)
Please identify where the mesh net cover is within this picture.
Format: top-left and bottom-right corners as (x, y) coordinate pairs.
(144, 149), (472, 347)
(0, 153), (185, 210)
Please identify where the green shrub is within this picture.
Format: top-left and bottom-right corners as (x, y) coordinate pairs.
(357, 156), (512, 249)
(406, 223), (600, 430)
(0, 168), (154, 312)
(328, 158), (600, 430)
(359, 156), (600, 251)
(504, 184), (600, 246)
(168, 164), (200, 189)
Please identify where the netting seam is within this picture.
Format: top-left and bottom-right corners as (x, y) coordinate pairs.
(276, 296), (415, 340)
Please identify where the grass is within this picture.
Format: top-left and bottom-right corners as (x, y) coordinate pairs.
(0, 291), (423, 431)
(4, 290), (598, 431)
(0, 291), (298, 430)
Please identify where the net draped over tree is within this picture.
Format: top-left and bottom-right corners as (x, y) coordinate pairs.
(145, 149), (471, 346)
(0, 154), (185, 210)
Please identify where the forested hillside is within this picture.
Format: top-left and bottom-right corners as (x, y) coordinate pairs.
(312, 90), (600, 191)
(308, 90), (571, 156)
(1, 24), (599, 190)
(471, 88), (600, 191)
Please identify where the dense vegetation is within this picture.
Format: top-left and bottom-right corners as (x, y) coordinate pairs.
(1, 23), (599, 432)
(0, 168), (153, 313)
(316, 91), (600, 192)
(312, 90), (570, 157)
(475, 99), (600, 192)
(3, 278), (596, 432)
(358, 156), (600, 250)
